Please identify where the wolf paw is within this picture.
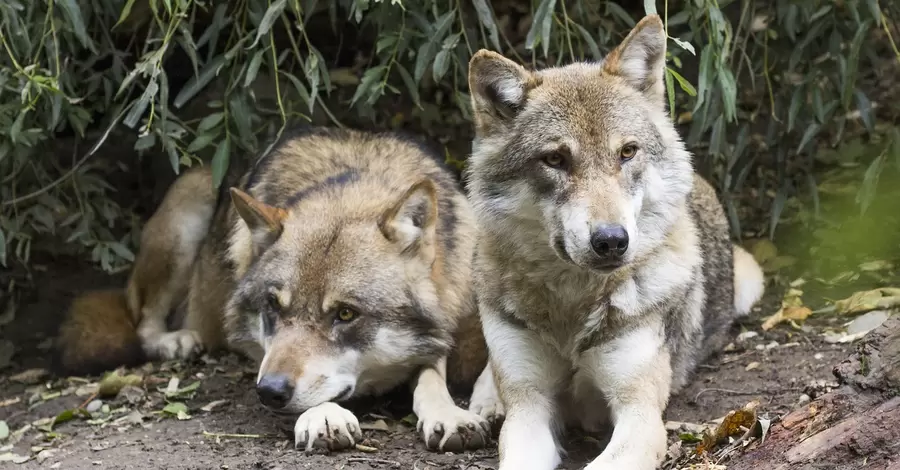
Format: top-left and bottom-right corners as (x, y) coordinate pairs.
(152, 329), (203, 360)
(294, 402), (362, 452)
(418, 405), (491, 452)
(468, 388), (505, 426)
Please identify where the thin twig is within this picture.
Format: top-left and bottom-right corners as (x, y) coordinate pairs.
(694, 387), (802, 402)
(347, 457), (401, 466)
(201, 431), (266, 439)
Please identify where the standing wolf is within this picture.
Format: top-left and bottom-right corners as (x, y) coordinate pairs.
(56, 127), (493, 452)
(463, 15), (766, 470)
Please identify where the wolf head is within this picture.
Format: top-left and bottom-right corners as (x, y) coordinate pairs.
(225, 179), (454, 413)
(465, 15), (694, 273)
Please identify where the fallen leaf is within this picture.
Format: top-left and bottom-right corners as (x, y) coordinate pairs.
(50, 408), (91, 430)
(9, 368), (48, 385)
(400, 413), (418, 427)
(166, 380), (200, 399)
(846, 310), (891, 335)
(858, 260), (894, 272)
(98, 371), (143, 397)
(762, 288), (811, 331)
(200, 399), (229, 412)
(359, 419), (391, 432)
(748, 239), (778, 265)
(697, 400), (760, 454)
(745, 362), (760, 371)
(35, 449), (55, 464)
(762, 255), (797, 273)
(0, 452), (31, 464)
(0, 421), (8, 440)
(833, 288), (900, 315)
(162, 402), (190, 420)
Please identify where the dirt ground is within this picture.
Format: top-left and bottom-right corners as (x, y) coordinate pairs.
(0, 249), (870, 470)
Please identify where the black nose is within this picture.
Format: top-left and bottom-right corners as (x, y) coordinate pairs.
(256, 374), (293, 409)
(590, 224), (629, 259)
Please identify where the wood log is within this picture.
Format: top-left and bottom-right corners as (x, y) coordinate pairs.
(726, 315), (900, 470)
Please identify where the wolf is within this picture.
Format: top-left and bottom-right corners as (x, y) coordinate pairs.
(462, 14), (766, 470)
(55, 127), (495, 453)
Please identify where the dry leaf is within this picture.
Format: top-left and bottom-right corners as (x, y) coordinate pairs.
(359, 419), (391, 432)
(9, 368), (48, 385)
(696, 400), (760, 455)
(200, 400), (230, 412)
(762, 287), (812, 330)
(833, 288), (900, 315)
(745, 362), (760, 371)
(98, 371), (143, 397)
(858, 260), (894, 272)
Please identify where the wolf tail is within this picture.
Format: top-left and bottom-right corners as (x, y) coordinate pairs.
(53, 289), (145, 377)
(732, 245), (765, 316)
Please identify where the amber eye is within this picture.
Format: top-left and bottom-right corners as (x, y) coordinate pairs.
(542, 152), (567, 169)
(336, 307), (358, 323)
(620, 144), (638, 161)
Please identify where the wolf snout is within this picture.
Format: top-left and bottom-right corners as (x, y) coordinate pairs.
(589, 224), (629, 260)
(257, 374), (294, 409)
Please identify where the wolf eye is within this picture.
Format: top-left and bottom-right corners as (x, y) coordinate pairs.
(266, 293), (281, 311)
(620, 144), (638, 161)
(542, 152), (568, 169)
(335, 307), (359, 323)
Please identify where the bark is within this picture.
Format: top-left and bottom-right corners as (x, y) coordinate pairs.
(726, 316), (900, 470)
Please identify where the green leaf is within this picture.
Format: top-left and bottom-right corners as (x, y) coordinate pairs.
(471, 0), (501, 51)
(671, 37), (696, 56)
(350, 65), (387, 107)
(108, 242), (135, 262)
(667, 68), (696, 96)
(187, 132), (217, 153)
(797, 123), (821, 155)
(414, 11), (455, 82)
(58, 0), (97, 53)
(788, 85), (803, 133)
(283, 72), (313, 110)
(433, 50), (452, 83)
(51, 408), (91, 430)
(244, 48), (267, 88)
(717, 68), (737, 122)
(114, 0), (139, 28)
(854, 91), (875, 134)
(665, 68), (676, 121)
(0, 228), (6, 268)
(162, 402), (188, 416)
(396, 63), (422, 110)
(606, 3), (635, 27)
(573, 23), (602, 60)
(525, 0), (557, 57)
(693, 45), (714, 113)
(198, 112), (225, 132)
(212, 137), (231, 189)
(166, 380), (201, 398)
(856, 152), (885, 216)
(174, 55), (227, 109)
(250, 0), (287, 49)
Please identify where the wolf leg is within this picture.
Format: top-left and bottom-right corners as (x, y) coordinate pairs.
(481, 311), (568, 470)
(293, 402), (362, 452)
(413, 357), (491, 452)
(468, 360), (505, 426)
(581, 323), (671, 470)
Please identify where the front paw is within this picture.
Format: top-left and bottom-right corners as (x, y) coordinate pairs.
(418, 405), (491, 452)
(468, 387), (506, 428)
(152, 329), (203, 360)
(293, 402), (362, 452)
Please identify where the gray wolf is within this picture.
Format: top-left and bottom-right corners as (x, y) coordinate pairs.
(55, 127), (494, 453)
(462, 15), (766, 470)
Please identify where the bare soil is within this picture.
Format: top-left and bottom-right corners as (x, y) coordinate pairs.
(0, 253), (858, 470)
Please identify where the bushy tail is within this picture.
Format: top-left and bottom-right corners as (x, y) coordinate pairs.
(53, 289), (146, 377)
(732, 245), (765, 316)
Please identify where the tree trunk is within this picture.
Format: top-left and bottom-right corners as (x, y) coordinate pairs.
(726, 316), (900, 470)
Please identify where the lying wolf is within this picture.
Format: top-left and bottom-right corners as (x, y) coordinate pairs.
(463, 14), (766, 470)
(56, 127), (494, 452)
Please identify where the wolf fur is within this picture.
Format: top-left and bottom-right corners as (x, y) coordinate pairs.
(463, 15), (765, 470)
(55, 127), (493, 453)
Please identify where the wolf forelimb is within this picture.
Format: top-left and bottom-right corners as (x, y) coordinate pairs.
(412, 357), (491, 452)
(293, 402), (363, 452)
(481, 312), (568, 470)
(581, 324), (671, 470)
(137, 316), (203, 360)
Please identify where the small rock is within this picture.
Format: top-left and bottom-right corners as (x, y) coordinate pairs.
(814, 353), (824, 360)
(755, 344), (765, 351)
(798, 394), (811, 405)
(723, 342), (737, 352)
(86, 400), (103, 413)
(745, 362), (760, 371)
(846, 310), (890, 335)
(736, 331), (759, 342)
(36, 449), (55, 464)
(764, 341), (779, 350)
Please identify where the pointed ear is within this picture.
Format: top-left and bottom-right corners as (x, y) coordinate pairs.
(468, 49), (541, 126)
(602, 15), (667, 103)
(229, 187), (288, 249)
(378, 179), (438, 262)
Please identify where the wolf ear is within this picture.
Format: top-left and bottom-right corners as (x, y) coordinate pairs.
(468, 49), (540, 125)
(379, 179), (438, 262)
(602, 15), (667, 103)
(230, 188), (288, 249)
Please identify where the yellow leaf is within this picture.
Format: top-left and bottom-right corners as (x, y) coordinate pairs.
(833, 288), (900, 315)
